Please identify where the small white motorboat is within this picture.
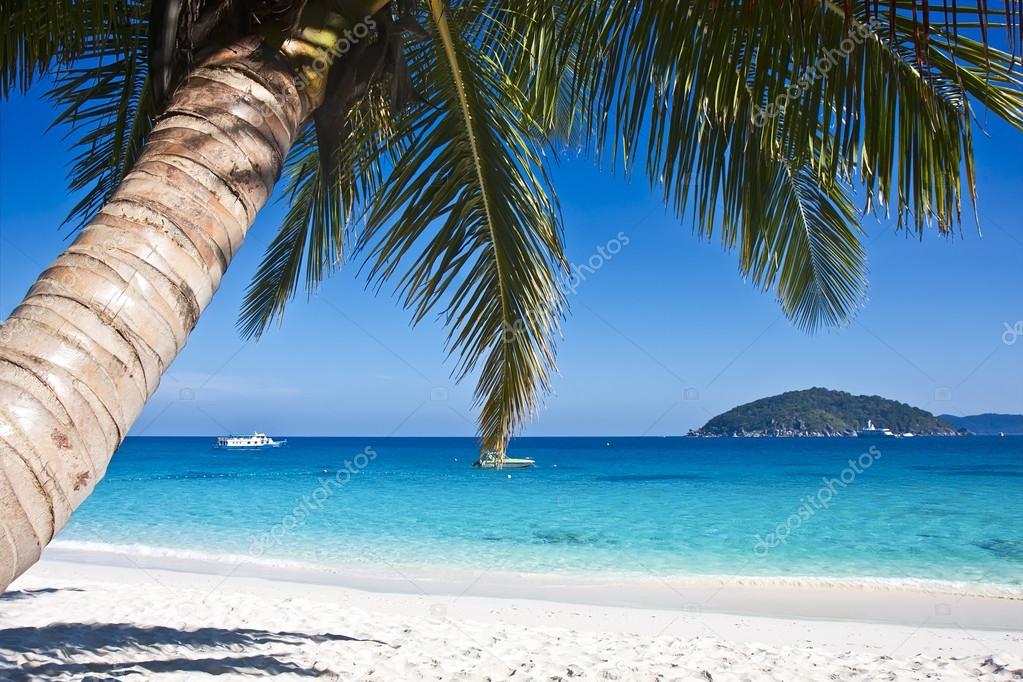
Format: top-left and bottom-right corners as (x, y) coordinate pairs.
(473, 451), (535, 469)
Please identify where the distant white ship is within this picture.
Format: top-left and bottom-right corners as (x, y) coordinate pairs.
(856, 420), (894, 438)
(214, 432), (286, 449)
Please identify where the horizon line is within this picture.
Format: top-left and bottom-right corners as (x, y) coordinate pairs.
(124, 432), (1020, 439)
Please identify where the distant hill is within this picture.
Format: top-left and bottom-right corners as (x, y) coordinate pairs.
(690, 388), (960, 437)
(939, 413), (1023, 435)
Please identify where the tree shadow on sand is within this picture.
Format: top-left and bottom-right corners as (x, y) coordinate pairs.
(0, 622), (394, 680)
(0, 587), (85, 602)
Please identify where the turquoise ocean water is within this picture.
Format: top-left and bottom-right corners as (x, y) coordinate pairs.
(56, 436), (1023, 591)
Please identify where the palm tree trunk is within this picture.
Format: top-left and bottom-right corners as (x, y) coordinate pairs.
(0, 37), (312, 590)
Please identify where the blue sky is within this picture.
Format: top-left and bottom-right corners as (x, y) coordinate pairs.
(2, 88), (1021, 437)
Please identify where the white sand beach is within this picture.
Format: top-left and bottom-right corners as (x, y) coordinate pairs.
(2, 548), (1021, 680)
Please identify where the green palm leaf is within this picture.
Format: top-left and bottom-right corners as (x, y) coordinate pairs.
(362, 0), (565, 453)
(4, 0), (1021, 457)
(755, 163), (865, 330)
(504, 0), (1021, 332)
(45, 8), (153, 229)
(1, 0), (136, 96)
(238, 89), (399, 337)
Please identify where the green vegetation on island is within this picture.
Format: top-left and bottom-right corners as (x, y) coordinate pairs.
(690, 388), (960, 437)
(939, 413), (1023, 435)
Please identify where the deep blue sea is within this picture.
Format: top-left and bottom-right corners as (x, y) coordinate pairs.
(56, 436), (1023, 591)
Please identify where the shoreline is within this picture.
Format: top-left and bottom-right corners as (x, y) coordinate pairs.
(4, 555), (1022, 679)
(48, 539), (1023, 597)
(40, 541), (1023, 630)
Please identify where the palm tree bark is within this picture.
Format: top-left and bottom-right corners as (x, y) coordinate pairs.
(0, 36), (311, 590)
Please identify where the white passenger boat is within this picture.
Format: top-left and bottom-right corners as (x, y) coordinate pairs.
(214, 432), (286, 449)
(856, 420), (894, 438)
(473, 451), (535, 469)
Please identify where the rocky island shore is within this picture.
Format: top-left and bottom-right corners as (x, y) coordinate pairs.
(688, 388), (967, 437)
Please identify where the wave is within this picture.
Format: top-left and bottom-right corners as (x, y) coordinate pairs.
(46, 540), (338, 576)
(45, 540), (1023, 599)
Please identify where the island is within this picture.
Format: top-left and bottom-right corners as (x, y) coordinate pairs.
(688, 387), (963, 437)
(939, 413), (1023, 435)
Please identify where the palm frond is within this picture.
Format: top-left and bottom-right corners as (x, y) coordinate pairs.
(238, 125), (319, 340)
(46, 11), (153, 230)
(6, 0), (1021, 458)
(362, 0), (565, 452)
(751, 161), (866, 330)
(238, 92), (398, 338)
(0, 0), (136, 96)
(502, 0), (1022, 331)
